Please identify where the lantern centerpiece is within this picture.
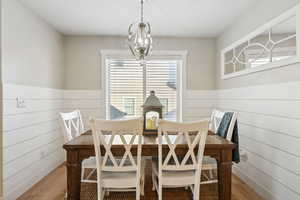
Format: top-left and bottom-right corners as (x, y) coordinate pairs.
(142, 91), (163, 133)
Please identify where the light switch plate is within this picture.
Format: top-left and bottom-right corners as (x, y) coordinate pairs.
(16, 97), (26, 108)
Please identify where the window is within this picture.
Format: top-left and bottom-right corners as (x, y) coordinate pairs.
(159, 98), (168, 115)
(123, 97), (135, 116)
(221, 4), (300, 79)
(106, 59), (180, 121)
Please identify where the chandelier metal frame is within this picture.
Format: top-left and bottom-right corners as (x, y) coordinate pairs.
(127, 0), (152, 60)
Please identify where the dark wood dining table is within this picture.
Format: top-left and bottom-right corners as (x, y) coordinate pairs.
(63, 130), (236, 200)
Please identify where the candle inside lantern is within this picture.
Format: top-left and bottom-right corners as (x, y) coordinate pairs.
(142, 91), (163, 132)
(146, 112), (158, 130)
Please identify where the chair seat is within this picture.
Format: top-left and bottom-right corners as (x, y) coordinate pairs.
(82, 157), (96, 168)
(82, 156), (146, 169)
(152, 160), (196, 186)
(102, 171), (137, 188)
(101, 157), (146, 188)
(202, 156), (217, 170)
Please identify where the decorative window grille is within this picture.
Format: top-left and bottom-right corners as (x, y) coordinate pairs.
(221, 5), (300, 79)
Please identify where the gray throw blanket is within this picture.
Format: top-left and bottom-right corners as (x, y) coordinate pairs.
(217, 112), (240, 163)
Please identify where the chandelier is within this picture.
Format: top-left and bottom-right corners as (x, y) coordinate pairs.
(128, 0), (152, 60)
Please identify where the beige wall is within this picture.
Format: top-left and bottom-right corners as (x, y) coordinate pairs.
(64, 36), (216, 90)
(2, 0), (64, 89)
(216, 0), (300, 89)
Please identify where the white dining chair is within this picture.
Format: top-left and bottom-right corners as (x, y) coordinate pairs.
(202, 109), (238, 184)
(151, 119), (209, 200)
(59, 110), (97, 183)
(209, 109), (225, 133)
(90, 118), (145, 200)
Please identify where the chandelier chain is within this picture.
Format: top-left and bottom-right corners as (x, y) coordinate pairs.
(141, 0), (144, 23)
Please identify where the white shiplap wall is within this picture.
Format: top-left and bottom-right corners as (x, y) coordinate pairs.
(6, 82), (300, 200)
(182, 90), (218, 121)
(3, 86), (216, 199)
(217, 81), (300, 200)
(3, 84), (65, 200)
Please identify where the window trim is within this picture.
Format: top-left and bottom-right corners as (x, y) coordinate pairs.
(101, 49), (187, 122)
(220, 4), (300, 80)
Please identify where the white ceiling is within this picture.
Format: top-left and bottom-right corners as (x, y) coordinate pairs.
(19, 0), (259, 37)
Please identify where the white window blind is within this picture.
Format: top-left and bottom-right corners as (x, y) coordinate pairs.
(107, 59), (179, 121)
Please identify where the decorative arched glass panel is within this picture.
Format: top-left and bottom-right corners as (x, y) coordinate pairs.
(221, 4), (300, 79)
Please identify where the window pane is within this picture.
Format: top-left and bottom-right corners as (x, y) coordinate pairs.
(271, 16), (296, 63)
(160, 98), (169, 116)
(108, 59), (143, 119)
(123, 98), (135, 116)
(146, 60), (177, 121)
(107, 59), (178, 121)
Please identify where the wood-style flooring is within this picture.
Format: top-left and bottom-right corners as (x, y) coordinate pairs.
(18, 162), (264, 200)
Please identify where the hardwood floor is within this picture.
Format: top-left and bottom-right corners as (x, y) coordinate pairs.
(18, 163), (264, 200)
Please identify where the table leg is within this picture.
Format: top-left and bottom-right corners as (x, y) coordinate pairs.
(217, 149), (232, 200)
(66, 150), (82, 200)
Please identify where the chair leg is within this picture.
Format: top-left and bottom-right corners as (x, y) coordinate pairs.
(158, 183), (162, 200)
(81, 167), (85, 182)
(97, 183), (104, 200)
(141, 178), (145, 196)
(101, 189), (105, 200)
(141, 166), (145, 196)
(152, 172), (156, 191)
(189, 185), (194, 194)
(194, 185), (200, 200)
(136, 184), (140, 200)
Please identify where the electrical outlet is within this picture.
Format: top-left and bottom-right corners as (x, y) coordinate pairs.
(16, 97), (26, 108)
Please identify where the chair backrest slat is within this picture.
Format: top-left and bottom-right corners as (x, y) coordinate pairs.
(90, 118), (143, 172)
(209, 109), (224, 133)
(209, 109), (237, 141)
(59, 110), (84, 142)
(158, 120), (209, 172)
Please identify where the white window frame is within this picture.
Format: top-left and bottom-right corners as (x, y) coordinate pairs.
(101, 49), (188, 122)
(221, 4), (300, 80)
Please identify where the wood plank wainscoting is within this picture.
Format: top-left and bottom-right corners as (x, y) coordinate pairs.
(217, 81), (300, 200)
(4, 85), (217, 199)
(9, 81), (299, 199)
(3, 84), (65, 200)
